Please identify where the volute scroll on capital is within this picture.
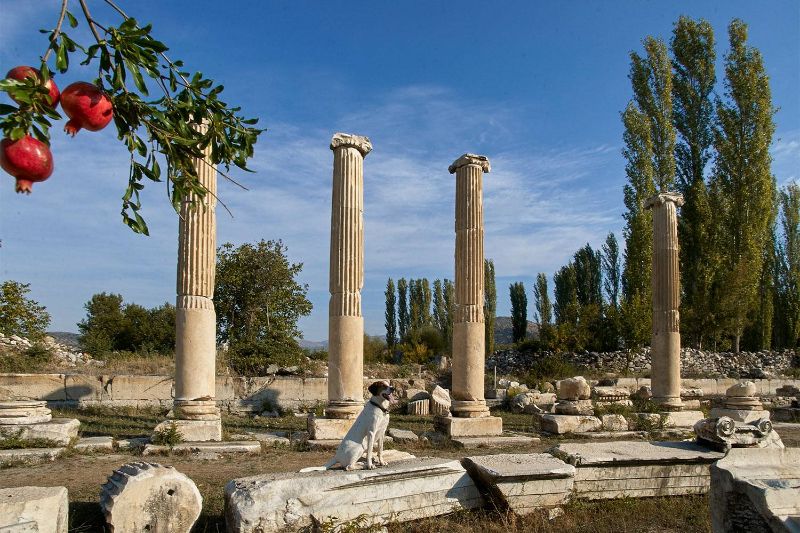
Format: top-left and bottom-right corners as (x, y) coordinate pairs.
(645, 191), (685, 209)
(330, 133), (372, 156)
(449, 153), (491, 174)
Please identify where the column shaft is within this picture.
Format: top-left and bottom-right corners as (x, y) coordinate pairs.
(647, 192), (684, 410)
(450, 154), (490, 418)
(327, 133), (371, 419)
(174, 122), (219, 420)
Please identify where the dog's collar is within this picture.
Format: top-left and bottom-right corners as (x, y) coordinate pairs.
(369, 399), (389, 414)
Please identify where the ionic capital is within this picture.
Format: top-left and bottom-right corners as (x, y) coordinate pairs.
(330, 133), (372, 157)
(645, 191), (684, 209)
(449, 153), (490, 174)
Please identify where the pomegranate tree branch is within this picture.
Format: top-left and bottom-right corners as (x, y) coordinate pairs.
(78, 0), (104, 44)
(42, 0), (70, 62)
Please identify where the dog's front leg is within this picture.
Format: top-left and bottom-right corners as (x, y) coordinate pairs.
(365, 430), (377, 469)
(376, 431), (385, 466)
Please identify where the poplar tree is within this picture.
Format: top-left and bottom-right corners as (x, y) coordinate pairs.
(554, 264), (578, 327)
(421, 278), (432, 327)
(384, 278), (397, 347)
(712, 19), (777, 353)
(775, 183), (800, 347)
(602, 233), (621, 307)
(671, 16), (718, 348)
(408, 279), (421, 330)
(443, 279), (455, 352)
(433, 279), (447, 333)
(397, 278), (409, 340)
(484, 259), (497, 355)
(509, 282), (528, 343)
(533, 272), (553, 347)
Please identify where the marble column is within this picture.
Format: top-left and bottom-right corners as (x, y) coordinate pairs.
(646, 192), (684, 410)
(450, 154), (491, 419)
(326, 133), (372, 419)
(160, 121), (221, 441)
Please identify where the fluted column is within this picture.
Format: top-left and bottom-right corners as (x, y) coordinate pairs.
(646, 192), (684, 410)
(174, 122), (220, 423)
(450, 153), (491, 418)
(326, 133), (371, 419)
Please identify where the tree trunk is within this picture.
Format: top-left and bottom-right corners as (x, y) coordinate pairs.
(734, 333), (740, 354)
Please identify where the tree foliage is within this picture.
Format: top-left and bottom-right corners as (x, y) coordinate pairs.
(484, 259), (496, 356)
(509, 282), (527, 343)
(0, 1), (264, 234)
(0, 281), (51, 340)
(215, 240), (312, 369)
(384, 278), (397, 348)
(397, 278), (409, 340)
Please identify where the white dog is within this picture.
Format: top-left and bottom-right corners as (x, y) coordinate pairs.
(303, 381), (395, 472)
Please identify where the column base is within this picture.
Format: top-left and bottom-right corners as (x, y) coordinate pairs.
(324, 400), (363, 419)
(308, 416), (356, 440)
(435, 415), (502, 437)
(652, 397), (683, 411)
(451, 400), (490, 418)
(173, 399), (220, 420)
(154, 418), (221, 442)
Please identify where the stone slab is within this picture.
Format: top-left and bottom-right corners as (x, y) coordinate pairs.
(663, 410), (705, 428)
(0, 374), (65, 401)
(0, 521), (39, 532)
(64, 374), (106, 402)
(711, 447), (800, 533)
(572, 431), (647, 439)
(225, 457), (483, 532)
(540, 415), (601, 434)
(0, 418), (79, 446)
(0, 486), (68, 533)
(308, 417), (355, 440)
(108, 375), (173, 400)
(434, 415), (503, 437)
(307, 436), (394, 450)
(143, 441), (261, 455)
(154, 418), (221, 442)
(0, 448), (64, 466)
(550, 440), (726, 500)
(246, 431), (290, 446)
(116, 437), (150, 450)
(601, 414), (628, 432)
(75, 436), (114, 452)
(387, 428), (418, 443)
(710, 407), (770, 423)
(452, 436), (540, 449)
(463, 453), (575, 515)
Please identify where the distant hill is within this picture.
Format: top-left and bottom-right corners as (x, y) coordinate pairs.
(48, 331), (81, 348)
(493, 316), (539, 345)
(298, 339), (328, 351)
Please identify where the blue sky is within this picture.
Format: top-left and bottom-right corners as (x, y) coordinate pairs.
(1, 0), (798, 341)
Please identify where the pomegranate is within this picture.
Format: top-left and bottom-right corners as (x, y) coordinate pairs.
(61, 82), (113, 135)
(0, 135), (54, 193)
(5, 66), (60, 107)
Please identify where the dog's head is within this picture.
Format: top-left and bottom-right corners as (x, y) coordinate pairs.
(368, 380), (395, 403)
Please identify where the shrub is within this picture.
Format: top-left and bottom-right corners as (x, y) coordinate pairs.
(152, 422), (183, 448)
(0, 280), (51, 340)
(523, 354), (579, 384)
(0, 343), (54, 373)
(227, 334), (304, 375)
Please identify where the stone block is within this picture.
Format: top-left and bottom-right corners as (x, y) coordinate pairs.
(0, 374), (65, 401)
(143, 441), (261, 455)
(109, 375), (173, 400)
(771, 408), (800, 423)
(452, 435), (540, 449)
(0, 448), (64, 466)
(554, 399), (594, 415)
(225, 458), (483, 532)
(308, 416), (355, 440)
(0, 486), (67, 533)
(75, 436), (114, 452)
(153, 419), (221, 442)
(663, 410), (705, 428)
(215, 376), (236, 401)
(64, 374), (105, 402)
(247, 432), (290, 446)
(551, 441), (725, 500)
(0, 418), (80, 446)
(540, 415), (601, 435)
(403, 388), (429, 401)
(430, 386), (451, 416)
(407, 399), (429, 416)
(557, 376), (591, 400)
(387, 428), (418, 443)
(463, 453), (574, 514)
(435, 415), (503, 437)
(710, 448), (800, 533)
(100, 462), (202, 533)
(601, 414), (629, 432)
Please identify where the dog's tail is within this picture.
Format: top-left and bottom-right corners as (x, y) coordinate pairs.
(299, 458), (337, 473)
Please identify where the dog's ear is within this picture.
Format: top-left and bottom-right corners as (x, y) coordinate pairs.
(368, 381), (383, 396)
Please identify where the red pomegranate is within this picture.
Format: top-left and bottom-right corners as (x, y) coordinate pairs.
(61, 82), (114, 135)
(5, 66), (60, 107)
(0, 135), (54, 193)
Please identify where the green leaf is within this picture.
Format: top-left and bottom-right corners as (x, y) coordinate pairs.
(0, 104), (17, 115)
(55, 41), (68, 72)
(65, 10), (78, 28)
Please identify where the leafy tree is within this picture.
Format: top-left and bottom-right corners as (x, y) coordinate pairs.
(602, 233), (621, 308)
(432, 279), (447, 334)
(0, 1), (263, 234)
(533, 273), (553, 348)
(775, 183), (800, 347)
(78, 292), (125, 355)
(574, 244), (603, 307)
(670, 16), (718, 349)
(215, 240), (312, 368)
(484, 259), (497, 355)
(421, 278), (432, 327)
(408, 279), (421, 331)
(384, 278), (397, 348)
(509, 282), (528, 343)
(0, 281), (51, 340)
(397, 278), (409, 340)
(443, 279), (455, 352)
(711, 19), (777, 352)
(554, 264), (578, 327)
